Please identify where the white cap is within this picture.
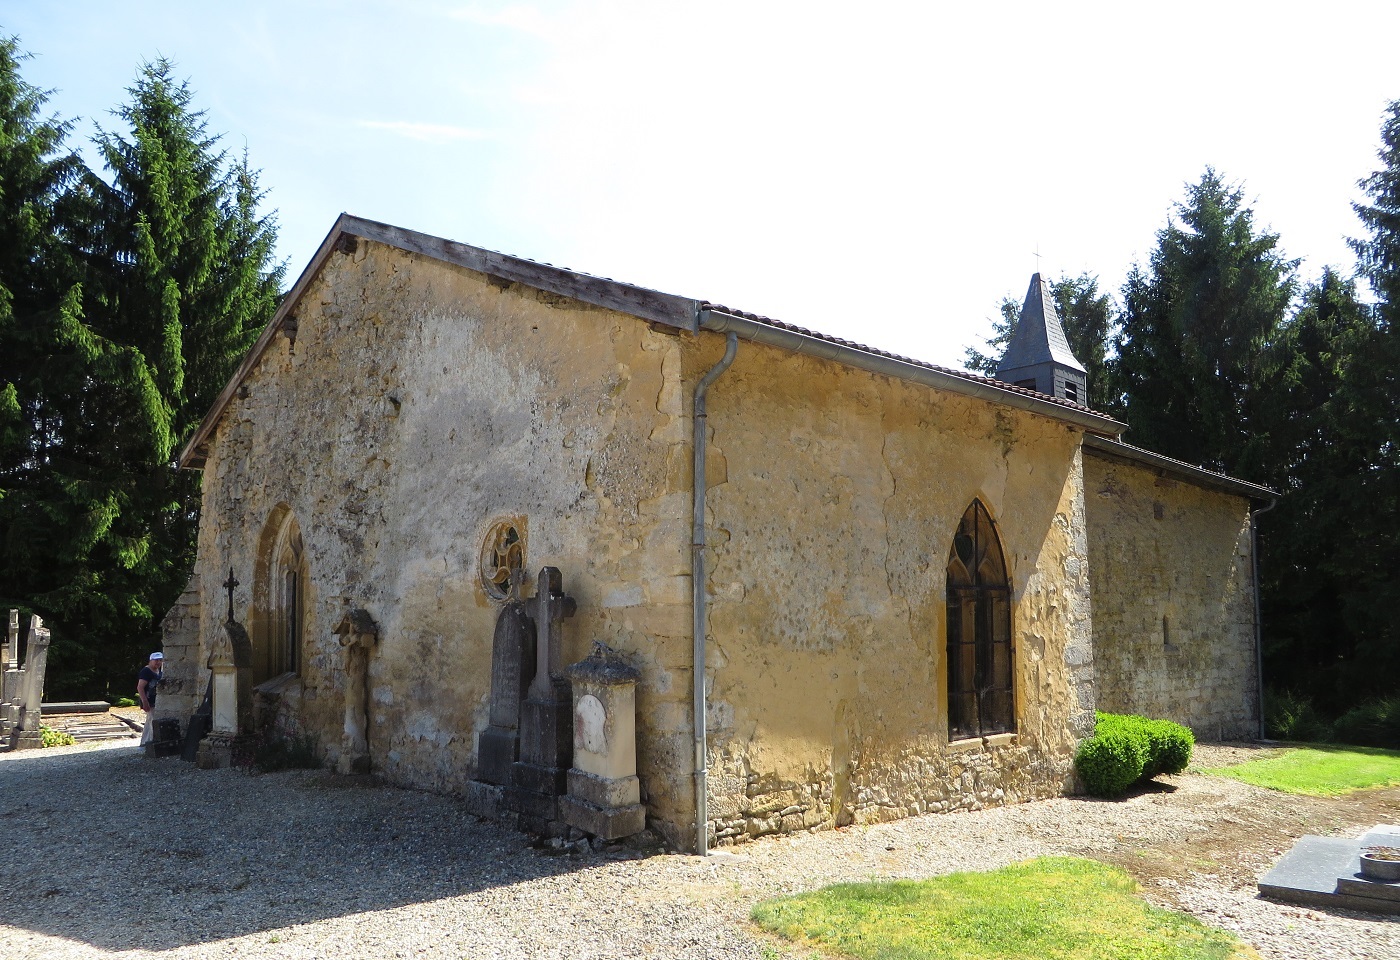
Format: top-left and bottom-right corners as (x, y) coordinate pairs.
(150, 652), (164, 660)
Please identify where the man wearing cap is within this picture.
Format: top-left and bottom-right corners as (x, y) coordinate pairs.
(138, 652), (164, 751)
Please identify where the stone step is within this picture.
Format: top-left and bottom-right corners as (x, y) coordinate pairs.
(40, 701), (111, 715)
(70, 726), (138, 740)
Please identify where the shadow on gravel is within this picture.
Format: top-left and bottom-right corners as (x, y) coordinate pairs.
(0, 745), (642, 951)
(1071, 779), (1181, 803)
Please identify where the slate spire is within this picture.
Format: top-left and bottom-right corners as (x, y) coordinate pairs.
(995, 273), (1088, 404)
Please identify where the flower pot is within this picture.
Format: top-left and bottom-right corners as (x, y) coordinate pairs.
(1359, 853), (1400, 882)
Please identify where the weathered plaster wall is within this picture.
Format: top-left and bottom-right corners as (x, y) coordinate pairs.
(689, 336), (1095, 844)
(192, 237), (698, 839)
(1083, 453), (1258, 739)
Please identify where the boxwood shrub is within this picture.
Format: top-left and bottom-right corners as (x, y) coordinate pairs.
(1074, 712), (1195, 798)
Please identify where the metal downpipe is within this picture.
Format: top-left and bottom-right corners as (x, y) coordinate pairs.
(693, 331), (738, 856)
(1250, 497), (1278, 741)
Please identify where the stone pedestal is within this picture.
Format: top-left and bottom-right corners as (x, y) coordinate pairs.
(197, 731), (235, 769)
(200, 618), (252, 767)
(559, 643), (645, 840)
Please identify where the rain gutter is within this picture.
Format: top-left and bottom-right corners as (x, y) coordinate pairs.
(692, 330), (737, 857)
(1250, 496), (1279, 740)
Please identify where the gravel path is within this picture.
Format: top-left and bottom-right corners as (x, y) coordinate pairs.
(1, 740), (1395, 959)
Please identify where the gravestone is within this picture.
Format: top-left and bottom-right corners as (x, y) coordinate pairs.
(12, 615), (51, 750)
(1, 609), (18, 741)
(508, 566), (577, 832)
(198, 571), (253, 769)
(1260, 824), (1400, 915)
(560, 642), (646, 839)
(477, 600), (537, 785)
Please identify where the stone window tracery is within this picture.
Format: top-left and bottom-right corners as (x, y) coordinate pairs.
(946, 499), (1014, 740)
(481, 520), (525, 602)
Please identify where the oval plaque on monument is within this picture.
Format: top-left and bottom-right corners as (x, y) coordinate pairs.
(575, 694), (607, 755)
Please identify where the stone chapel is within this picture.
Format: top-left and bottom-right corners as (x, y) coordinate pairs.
(156, 214), (1273, 851)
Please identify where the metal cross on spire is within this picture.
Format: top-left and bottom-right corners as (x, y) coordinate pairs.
(223, 568), (239, 624)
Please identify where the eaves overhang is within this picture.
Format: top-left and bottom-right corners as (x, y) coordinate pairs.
(1082, 434), (1277, 502)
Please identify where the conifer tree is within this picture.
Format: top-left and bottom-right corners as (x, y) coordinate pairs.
(0, 52), (282, 696)
(1325, 100), (1400, 699)
(1112, 169), (1296, 474)
(1254, 270), (1380, 704)
(0, 37), (128, 690)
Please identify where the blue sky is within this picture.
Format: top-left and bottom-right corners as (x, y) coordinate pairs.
(5, 1), (1398, 366)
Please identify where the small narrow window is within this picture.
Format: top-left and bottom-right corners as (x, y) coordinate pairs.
(1063, 381), (1079, 403)
(275, 521), (306, 675)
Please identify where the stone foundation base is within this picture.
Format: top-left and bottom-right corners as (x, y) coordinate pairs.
(462, 780), (504, 820)
(196, 733), (234, 769)
(518, 813), (571, 839)
(560, 795), (646, 840)
(505, 784), (561, 823)
(336, 752), (371, 775)
(476, 726), (519, 785)
(507, 758), (568, 823)
(568, 769), (640, 808)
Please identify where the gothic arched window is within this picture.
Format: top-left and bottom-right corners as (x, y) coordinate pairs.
(946, 500), (1014, 739)
(272, 516), (306, 677)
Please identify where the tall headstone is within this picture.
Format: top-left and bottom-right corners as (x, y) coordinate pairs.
(1, 610), (17, 740)
(509, 566), (577, 832)
(476, 600), (537, 785)
(13, 615), (51, 749)
(198, 572), (253, 769)
(560, 642), (646, 840)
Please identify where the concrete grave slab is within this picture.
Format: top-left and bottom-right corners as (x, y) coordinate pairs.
(1259, 824), (1400, 915)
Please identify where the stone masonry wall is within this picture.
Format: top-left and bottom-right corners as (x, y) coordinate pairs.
(687, 334), (1095, 844)
(191, 238), (697, 841)
(154, 577), (202, 726)
(1083, 453), (1258, 739)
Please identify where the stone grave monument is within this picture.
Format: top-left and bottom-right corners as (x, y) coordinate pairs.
(476, 578), (537, 785)
(561, 642), (646, 840)
(508, 566), (577, 833)
(198, 570), (253, 769)
(5, 614), (51, 750)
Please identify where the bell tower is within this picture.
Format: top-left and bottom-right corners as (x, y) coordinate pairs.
(995, 273), (1088, 404)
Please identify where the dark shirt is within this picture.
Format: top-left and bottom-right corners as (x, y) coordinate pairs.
(139, 666), (161, 709)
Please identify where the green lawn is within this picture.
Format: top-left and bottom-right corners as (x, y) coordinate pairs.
(750, 856), (1247, 960)
(1199, 744), (1400, 796)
